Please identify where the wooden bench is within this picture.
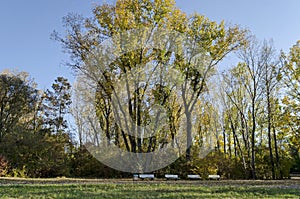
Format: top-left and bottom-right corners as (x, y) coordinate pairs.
(165, 174), (179, 180)
(208, 175), (220, 180)
(139, 174), (155, 180)
(187, 174), (201, 180)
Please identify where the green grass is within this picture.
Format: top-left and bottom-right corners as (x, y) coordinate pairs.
(0, 179), (300, 198)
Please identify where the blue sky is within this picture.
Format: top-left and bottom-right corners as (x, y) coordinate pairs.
(0, 0), (300, 89)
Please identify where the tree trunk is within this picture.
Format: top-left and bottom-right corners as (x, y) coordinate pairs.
(272, 124), (282, 179)
(186, 110), (192, 162)
(230, 117), (247, 176)
(137, 92), (142, 153)
(251, 99), (256, 179)
(228, 129), (232, 159)
(223, 128), (227, 157)
(267, 92), (275, 179)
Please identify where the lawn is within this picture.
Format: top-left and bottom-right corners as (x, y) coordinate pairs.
(0, 178), (299, 198)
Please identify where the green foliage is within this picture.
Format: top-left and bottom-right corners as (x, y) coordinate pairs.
(0, 72), (73, 178)
(11, 166), (27, 178)
(43, 77), (72, 134)
(71, 146), (126, 178)
(0, 71), (39, 141)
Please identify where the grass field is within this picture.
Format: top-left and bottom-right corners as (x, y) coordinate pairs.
(0, 178), (299, 198)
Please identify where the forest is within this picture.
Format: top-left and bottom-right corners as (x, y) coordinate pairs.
(0, 0), (299, 180)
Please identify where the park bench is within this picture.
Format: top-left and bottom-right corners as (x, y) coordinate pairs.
(139, 174), (155, 180)
(290, 173), (300, 179)
(187, 174), (201, 180)
(208, 175), (220, 180)
(165, 174), (179, 180)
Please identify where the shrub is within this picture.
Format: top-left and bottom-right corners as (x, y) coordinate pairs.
(0, 155), (9, 177)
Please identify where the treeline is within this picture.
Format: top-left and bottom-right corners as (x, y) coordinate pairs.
(0, 71), (124, 178)
(1, 0), (300, 179)
(0, 72), (71, 177)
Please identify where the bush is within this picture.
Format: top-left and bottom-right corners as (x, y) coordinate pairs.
(0, 155), (8, 177)
(70, 146), (126, 178)
(11, 165), (28, 178)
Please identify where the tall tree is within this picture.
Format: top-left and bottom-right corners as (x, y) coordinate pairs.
(260, 41), (282, 179)
(43, 77), (72, 134)
(0, 70), (39, 142)
(174, 15), (247, 161)
(235, 38), (268, 179)
(223, 64), (253, 178)
(53, 0), (247, 164)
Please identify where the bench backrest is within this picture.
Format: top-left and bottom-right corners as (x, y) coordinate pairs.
(139, 174), (154, 178)
(165, 174), (179, 178)
(187, 174), (201, 179)
(208, 175), (220, 179)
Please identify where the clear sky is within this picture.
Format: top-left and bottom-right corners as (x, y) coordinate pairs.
(0, 0), (300, 89)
